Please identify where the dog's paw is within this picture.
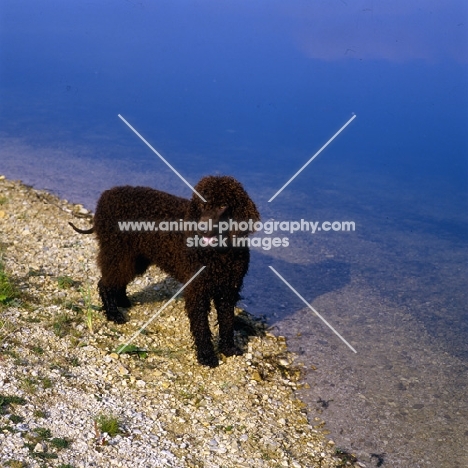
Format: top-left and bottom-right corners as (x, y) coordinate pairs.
(219, 344), (243, 357)
(197, 352), (219, 368)
(106, 311), (127, 324)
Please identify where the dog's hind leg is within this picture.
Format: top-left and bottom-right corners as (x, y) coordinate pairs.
(112, 255), (150, 308)
(97, 250), (139, 323)
(98, 280), (127, 324)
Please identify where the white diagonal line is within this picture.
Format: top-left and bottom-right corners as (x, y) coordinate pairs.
(268, 114), (357, 202)
(116, 266), (206, 354)
(118, 114), (207, 202)
(269, 266), (357, 353)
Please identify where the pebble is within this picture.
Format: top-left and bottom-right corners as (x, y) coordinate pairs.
(34, 442), (45, 452)
(118, 365), (129, 376)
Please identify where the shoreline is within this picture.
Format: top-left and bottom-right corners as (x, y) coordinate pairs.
(0, 176), (353, 467)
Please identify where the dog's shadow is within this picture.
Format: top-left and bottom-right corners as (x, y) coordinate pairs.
(121, 253), (351, 343)
(127, 276), (184, 305)
(244, 251), (352, 324)
(124, 274), (267, 344)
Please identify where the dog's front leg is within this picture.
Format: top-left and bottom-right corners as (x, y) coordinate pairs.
(185, 284), (218, 367)
(214, 292), (242, 358)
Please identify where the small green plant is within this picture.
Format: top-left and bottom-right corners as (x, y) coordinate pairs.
(57, 276), (75, 289)
(215, 424), (234, 433)
(24, 426), (72, 460)
(57, 464), (75, 468)
(40, 376), (53, 389)
(178, 389), (195, 400)
(66, 356), (80, 367)
(63, 301), (82, 312)
(24, 426), (71, 449)
(4, 460), (28, 468)
(50, 437), (71, 449)
(30, 450), (58, 460)
(95, 414), (122, 437)
(80, 283), (95, 333)
(13, 358), (27, 367)
(0, 394), (27, 414)
(33, 409), (47, 419)
(34, 427), (52, 440)
(0, 196), (7, 205)
(114, 344), (148, 359)
(31, 345), (44, 355)
(0, 258), (17, 305)
(28, 267), (45, 277)
(0, 425), (14, 433)
(20, 376), (38, 394)
(0, 319), (17, 348)
(52, 313), (73, 337)
(9, 414), (24, 424)
(78, 257), (99, 333)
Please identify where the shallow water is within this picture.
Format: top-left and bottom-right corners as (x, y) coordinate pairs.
(243, 169), (468, 467)
(1, 1), (467, 466)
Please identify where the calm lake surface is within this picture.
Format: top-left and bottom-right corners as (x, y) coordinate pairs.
(1, 1), (467, 466)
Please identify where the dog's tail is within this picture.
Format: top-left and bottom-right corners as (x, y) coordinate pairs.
(69, 222), (94, 234)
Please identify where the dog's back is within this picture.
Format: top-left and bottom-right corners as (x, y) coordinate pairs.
(95, 186), (189, 230)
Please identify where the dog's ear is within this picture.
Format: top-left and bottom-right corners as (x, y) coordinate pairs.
(231, 191), (260, 233)
(185, 193), (203, 222)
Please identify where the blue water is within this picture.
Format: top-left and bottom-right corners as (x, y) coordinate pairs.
(1, 1), (467, 465)
(2, 1), (466, 184)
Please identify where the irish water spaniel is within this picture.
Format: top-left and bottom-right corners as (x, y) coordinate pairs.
(70, 175), (260, 367)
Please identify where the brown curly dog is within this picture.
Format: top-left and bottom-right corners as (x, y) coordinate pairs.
(70, 175), (260, 367)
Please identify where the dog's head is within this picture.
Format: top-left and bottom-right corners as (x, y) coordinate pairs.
(186, 176), (260, 244)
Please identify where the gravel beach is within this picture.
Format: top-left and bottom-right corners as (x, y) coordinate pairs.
(0, 176), (355, 468)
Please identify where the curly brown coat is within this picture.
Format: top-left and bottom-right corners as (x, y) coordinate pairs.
(70, 175), (260, 367)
